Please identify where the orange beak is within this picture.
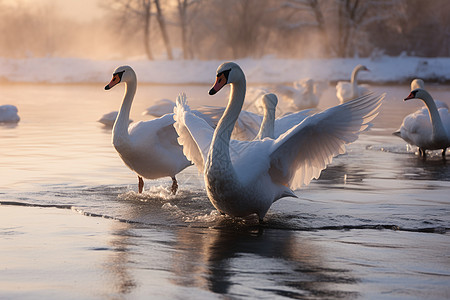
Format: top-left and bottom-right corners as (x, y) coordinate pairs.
(209, 73), (227, 95)
(404, 92), (415, 101)
(105, 73), (121, 90)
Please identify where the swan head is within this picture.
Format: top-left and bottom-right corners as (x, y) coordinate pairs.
(404, 88), (431, 102)
(105, 65), (136, 90)
(209, 62), (244, 95)
(410, 78), (425, 90)
(355, 64), (369, 73)
(261, 93), (278, 111)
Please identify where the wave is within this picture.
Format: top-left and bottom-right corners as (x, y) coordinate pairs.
(1, 199), (447, 234)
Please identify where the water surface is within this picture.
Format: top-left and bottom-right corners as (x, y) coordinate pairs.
(0, 83), (449, 299)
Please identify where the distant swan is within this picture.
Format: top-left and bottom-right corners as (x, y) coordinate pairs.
(394, 88), (449, 158)
(336, 64), (370, 103)
(105, 65), (191, 194)
(276, 79), (324, 110)
(0, 105), (20, 123)
(98, 111), (132, 128)
(174, 62), (384, 221)
(143, 98), (176, 118)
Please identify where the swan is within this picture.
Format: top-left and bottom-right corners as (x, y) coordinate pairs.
(105, 65), (191, 194)
(173, 62), (384, 221)
(393, 88), (449, 158)
(276, 78), (324, 110)
(0, 105), (20, 123)
(98, 111), (133, 127)
(142, 98), (176, 118)
(336, 64), (370, 103)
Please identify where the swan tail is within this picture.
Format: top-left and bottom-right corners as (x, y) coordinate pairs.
(392, 130), (401, 137)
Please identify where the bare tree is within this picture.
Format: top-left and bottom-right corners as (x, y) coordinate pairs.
(103, 0), (154, 59)
(154, 0), (173, 60)
(103, 0), (174, 60)
(176, 0), (201, 59)
(332, 0), (402, 57)
(210, 0), (274, 59)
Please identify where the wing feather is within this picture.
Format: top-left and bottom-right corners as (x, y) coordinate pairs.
(173, 93), (214, 173)
(269, 93), (385, 189)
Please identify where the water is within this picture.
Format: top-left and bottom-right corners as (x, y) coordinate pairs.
(0, 83), (449, 299)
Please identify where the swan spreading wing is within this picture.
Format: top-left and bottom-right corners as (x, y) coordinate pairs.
(268, 93), (384, 189)
(174, 93), (215, 173)
(175, 92), (384, 189)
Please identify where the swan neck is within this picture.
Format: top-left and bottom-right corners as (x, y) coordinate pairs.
(256, 107), (275, 139)
(210, 79), (246, 162)
(351, 68), (360, 84)
(113, 80), (136, 143)
(422, 94), (447, 138)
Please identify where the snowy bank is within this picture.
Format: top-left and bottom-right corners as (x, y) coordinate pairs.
(0, 56), (449, 84)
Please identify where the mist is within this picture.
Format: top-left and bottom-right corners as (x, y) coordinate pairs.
(0, 0), (449, 60)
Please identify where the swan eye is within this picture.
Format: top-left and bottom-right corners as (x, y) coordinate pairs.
(114, 70), (125, 81)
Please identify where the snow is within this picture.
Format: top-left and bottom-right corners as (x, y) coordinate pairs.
(0, 55), (449, 84)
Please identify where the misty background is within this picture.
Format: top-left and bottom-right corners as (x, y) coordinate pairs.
(0, 0), (449, 61)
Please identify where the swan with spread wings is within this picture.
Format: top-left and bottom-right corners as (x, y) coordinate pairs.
(174, 62), (384, 222)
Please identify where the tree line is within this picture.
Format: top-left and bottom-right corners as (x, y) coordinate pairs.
(0, 0), (449, 59)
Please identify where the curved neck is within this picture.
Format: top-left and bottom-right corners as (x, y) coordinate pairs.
(351, 68), (360, 95)
(209, 78), (246, 164)
(421, 94), (447, 139)
(113, 79), (136, 142)
(256, 107), (275, 140)
(351, 67), (360, 84)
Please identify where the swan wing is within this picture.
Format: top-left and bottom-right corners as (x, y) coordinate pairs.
(274, 109), (315, 138)
(173, 93), (214, 173)
(143, 99), (175, 117)
(197, 105), (263, 140)
(268, 93), (385, 189)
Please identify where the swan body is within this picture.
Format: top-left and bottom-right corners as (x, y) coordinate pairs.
(174, 62), (384, 221)
(105, 66), (190, 193)
(143, 98), (176, 118)
(98, 111), (133, 127)
(336, 64), (370, 103)
(394, 88), (450, 158)
(0, 105), (20, 123)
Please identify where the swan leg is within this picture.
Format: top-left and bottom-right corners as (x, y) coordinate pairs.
(138, 176), (144, 193)
(171, 176), (178, 195)
(419, 148), (427, 159)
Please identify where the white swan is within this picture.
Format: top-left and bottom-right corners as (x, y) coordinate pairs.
(105, 65), (191, 194)
(393, 88), (449, 158)
(0, 105), (20, 123)
(336, 64), (370, 103)
(174, 62), (384, 221)
(142, 98), (176, 118)
(276, 78), (324, 110)
(98, 111), (133, 128)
